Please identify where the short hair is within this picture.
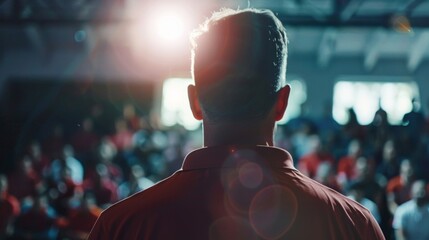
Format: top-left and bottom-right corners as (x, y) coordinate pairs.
(191, 8), (288, 122)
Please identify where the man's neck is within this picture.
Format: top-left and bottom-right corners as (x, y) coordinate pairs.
(202, 120), (275, 147)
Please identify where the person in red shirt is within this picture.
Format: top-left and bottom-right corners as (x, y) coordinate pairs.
(0, 175), (20, 238)
(48, 167), (78, 216)
(108, 118), (133, 151)
(386, 158), (415, 214)
(58, 191), (102, 240)
(83, 164), (118, 208)
(298, 136), (335, 179)
(13, 194), (57, 240)
(88, 8), (384, 239)
(122, 103), (141, 132)
(337, 139), (362, 185)
(27, 140), (51, 177)
(71, 118), (100, 160)
(7, 156), (41, 201)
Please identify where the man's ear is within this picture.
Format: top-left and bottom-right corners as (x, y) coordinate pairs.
(274, 85), (291, 121)
(188, 85), (203, 120)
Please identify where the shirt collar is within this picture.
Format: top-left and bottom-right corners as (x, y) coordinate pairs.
(182, 145), (295, 171)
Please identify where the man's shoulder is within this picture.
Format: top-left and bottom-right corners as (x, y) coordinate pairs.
(275, 172), (384, 239)
(295, 173), (374, 219)
(100, 172), (180, 220)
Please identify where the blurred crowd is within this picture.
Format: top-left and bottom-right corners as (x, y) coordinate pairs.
(1, 101), (429, 240)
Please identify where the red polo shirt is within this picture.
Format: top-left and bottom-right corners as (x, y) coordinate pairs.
(89, 146), (384, 240)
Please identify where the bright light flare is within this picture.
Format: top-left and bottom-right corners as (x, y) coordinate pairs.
(153, 13), (186, 44)
(145, 7), (190, 47)
(126, 4), (194, 65)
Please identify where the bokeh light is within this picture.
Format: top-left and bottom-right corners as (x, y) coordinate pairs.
(126, 4), (193, 66)
(238, 162), (263, 189)
(249, 185), (298, 240)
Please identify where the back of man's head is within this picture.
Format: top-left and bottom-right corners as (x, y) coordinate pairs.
(191, 9), (288, 123)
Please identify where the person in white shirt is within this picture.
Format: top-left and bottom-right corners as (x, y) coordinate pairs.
(393, 180), (429, 240)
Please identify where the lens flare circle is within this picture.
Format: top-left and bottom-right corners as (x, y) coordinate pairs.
(238, 162), (263, 189)
(249, 185), (298, 240)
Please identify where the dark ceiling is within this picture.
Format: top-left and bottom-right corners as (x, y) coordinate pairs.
(1, 0), (429, 75)
(0, 0), (428, 27)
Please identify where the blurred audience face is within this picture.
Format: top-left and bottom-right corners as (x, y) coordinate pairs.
(399, 159), (413, 182)
(315, 162), (333, 183)
(411, 180), (427, 204)
(355, 157), (375, 180)
(62, 145), (75, 159)
(123, 104), (136, 119)
(83, 118), (94, 132)
(29, 141), (42, 158)
(382, 140), (396, 162)
(115, 119), (128, 132)
(348, 139), (362, 157)
(0, 175), (7, 196)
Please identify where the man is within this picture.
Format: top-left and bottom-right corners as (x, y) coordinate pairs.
(88, 8), (384, 239)
(393, 180), (429, 240)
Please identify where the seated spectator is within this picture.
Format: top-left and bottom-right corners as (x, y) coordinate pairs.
(13, 194), (57, 240)
(347, 156), (385, 205)
(118, 164), (154, 199)
(7, 156), (40, 201)
(57, 191), (102, 240)
(393, 180), (429, 240)
(386, 158), (415, 214)
(290, 122), (316, 161)
(315, 101), (341, 144)
(370, 104), (390, 157)
(49, 167), (78, 216)
(50, 145), (84, 185)
(42, 124), (66, 160)
(84, 139), (122, 184)
(123, 103), (141, 132)
(0, 175), (20, 238)
(98, 139), (122, 183)
(342, 108), (366, 141)
(109, 118), (134, 151)
(402, 98), (426, 138)
(314, 162), (341, 192)
(298, 136), (335, 179)
(376, 139), (399, 181)
(82, 164), (118, 208)
(347, 181), (381, 223)
(27, 140), (50, 177)
(337, 139), (362, 186)
(71, 117), (100, 161)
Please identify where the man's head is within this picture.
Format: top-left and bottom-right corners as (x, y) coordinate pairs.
(189, 9), (289, 123)
(399, 158), (414, 182)
(411, 180), (428, 205)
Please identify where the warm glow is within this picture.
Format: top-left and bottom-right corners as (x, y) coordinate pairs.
(161, 78), (201, 130)
(127, 5), (191, 60)
(153, 13), (186, 44)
